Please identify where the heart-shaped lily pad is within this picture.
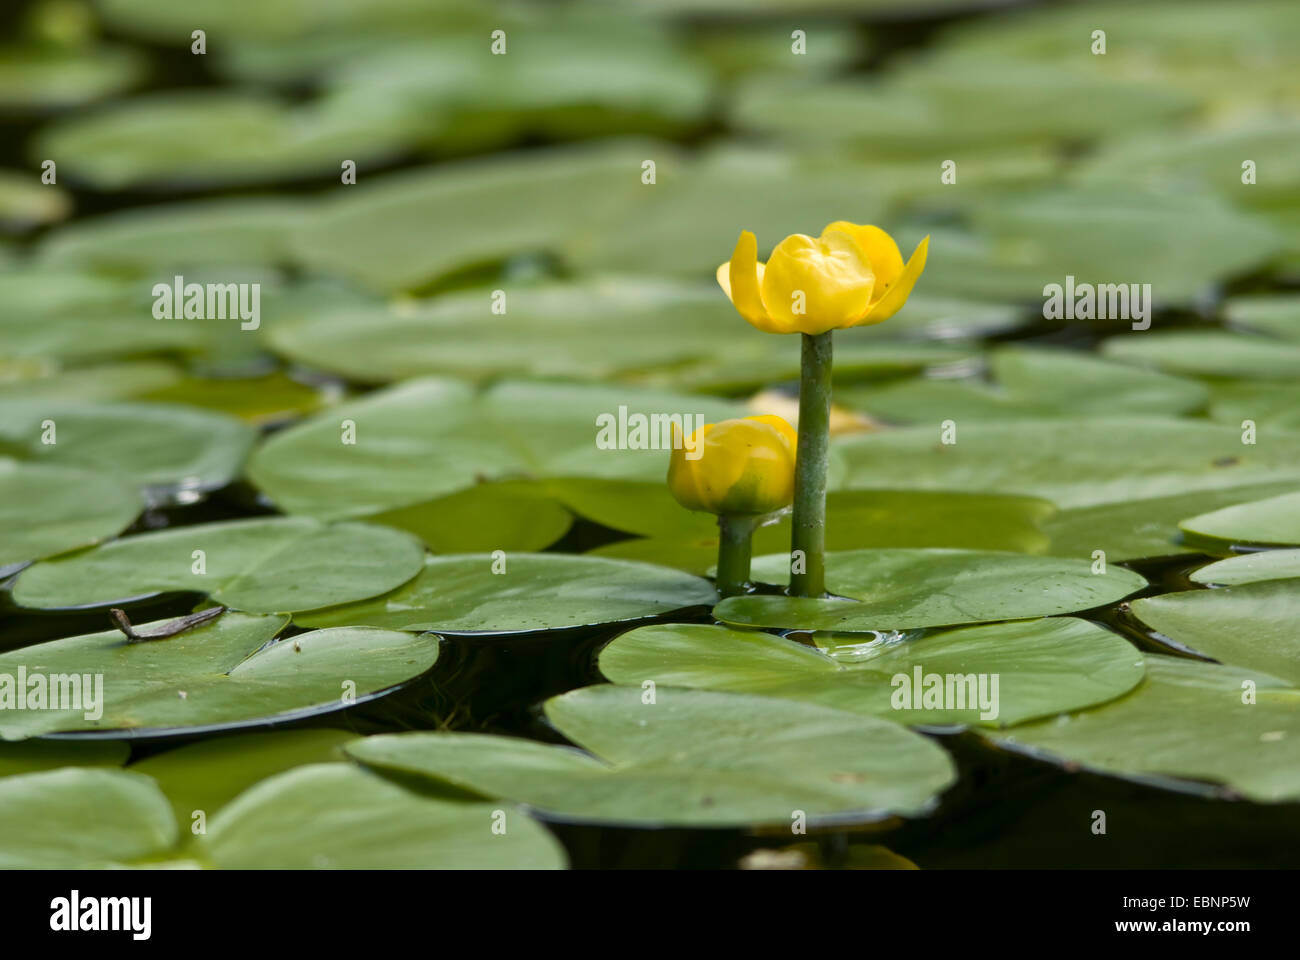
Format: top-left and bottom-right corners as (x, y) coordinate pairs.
(202, 763), (566, 869)
(347, 685), (956, 827)
(0, 611), (439, 738)
(1131, 581), (1300, 686)
(295, 553), (715, 634)
(986, 656), (1300, 802)
(1180, 491), (1300, 547)
(247, 377), (743, 520)
(0, 461), (141, 567)
(12, 517), (426, 614)
(131, 729), (356, 823)
(715, 549), (1146, 632)
(0, 400), (255, 500)
(836, 419), (1300, 509)
(1191, 550), (1300, 586)
(599, 618), (1144, 728)
(0, 768), (176, 868)
(364, 482), (573, 554)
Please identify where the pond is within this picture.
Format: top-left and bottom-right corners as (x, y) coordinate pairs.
(1, 0), (1299, 871)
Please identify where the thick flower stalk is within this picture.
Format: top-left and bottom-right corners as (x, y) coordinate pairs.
(717, 222), (928, 598)
(667, 415), (797, 598)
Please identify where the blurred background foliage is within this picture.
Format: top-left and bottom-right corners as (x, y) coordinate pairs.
(0, 0), (1297, 421)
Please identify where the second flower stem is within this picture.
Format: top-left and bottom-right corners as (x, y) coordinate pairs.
(715, 514), (758, 598)
(790, 330), (832, 598)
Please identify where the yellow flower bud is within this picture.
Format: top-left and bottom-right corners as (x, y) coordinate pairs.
(667, 415), (797, 516)
(716, 221), (929, 336)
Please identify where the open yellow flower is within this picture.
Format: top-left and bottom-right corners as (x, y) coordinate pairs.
(716, 222), (929, 336)
(668, 415), (797, 517)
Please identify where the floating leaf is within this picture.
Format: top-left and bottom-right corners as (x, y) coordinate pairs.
(836, 419), (1300, 509)
(1180, 491), (1300, 547)
(295, 553), (714, 634)
(12, 517), (425, 614)
(0, 769), (176, 868)
(0, 461), (140, 567)
(0, 612), (438, 738)
(364, 482), (572, 554)
(348, 685), (956, 827)
(1103, 331), (1300, 380)
(987, 657), (1300, 802)
(1131, 581), (1300, 686)
(203, 763), (566, 869)
(715, 548), (1146, 632)
(0, 46), (145, 111)
(599, 618), (1144, 728)
(1191, 550), (1300, 586)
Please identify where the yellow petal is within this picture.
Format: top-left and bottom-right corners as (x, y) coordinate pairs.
(822, 221), (905, 297)
(855, 235), (929, 326)
(745, 414), (798, 456)
(717, 231), (780, 334)
(759, 231), (875, 336)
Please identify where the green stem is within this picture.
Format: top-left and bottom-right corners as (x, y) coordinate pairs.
(790, 331), (832, 598)
(715, 514), (758, 599)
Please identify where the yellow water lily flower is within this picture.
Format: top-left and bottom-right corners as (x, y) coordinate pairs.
(668, 415), (797, 517)
(716, 222), (929, 336)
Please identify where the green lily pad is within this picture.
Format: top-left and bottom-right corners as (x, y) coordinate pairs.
(33, 90), (419, 191)
(599, 618), (1144, 728)
(138, 373), (326, 425)
(0, 611), (439, 739)
(12, 517), (426, 614)
(1103, 331), (1300, 381)
(293, 140), (674, 293)
(203, 763), (566, 869)
(347, 685), (956, 827)
(1206, 380), (1300, 432)
(364, 482), (573, 554)
(0, 169), (71, 230)
(295, 553), (715, 634)
(0, 461), (141, 567)
(1180, 491), (1300, 547)
(836, 419), (1300, 509)
(0, 362), (182, 405)
(0, 400), (255, 500)
(841, 347), (1207, 425)
(38, 197), (307, 271)
(987, 656), (1300, 802)
(131, 729), (356, 823)
(1043, 481), (1300, 560)
(246, 377), (743, 520)
(1225, 294), (1300, 341)
(0, 46), (145, 112)
(0, 740), (128, 778)
(1131, 581), (1300, 686)
(1191, 550), (1300, 586)
(715, 548), (1146, 632)
(0, 769), (176, 868)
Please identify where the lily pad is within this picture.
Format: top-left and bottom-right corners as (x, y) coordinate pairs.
(0, 611), (439, 739)
(1225, 294), (1300, 341)
(347, 685), (957, 827)
(715, 548), (1146, 632)
(1180, 491), (1300, 547)
(1131, 581), (1300, 686)
(599, 618), (1145, 728)
(12, 517), (426, 614)
(295, 553), (715, 634)
(131, 729), (356, 823)
(0, 169), (71, 230)
(1191, 550), (1300, 586)
(836, 419), (1300, 510)
(203, 763), (566, 869)
(0, 400), (255, 500)
(246, 377), (742, 520)
(364, 482), (573, 554)
(0, 46), (145, 112)
(841, 347), (1207, 425)
(1103, 331), (1300, 381)
(0, 769), (176, 868)
(987, 656), (1300, 803)
(0, 461), (141, 567)
(1042, 481), (1300, 561)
